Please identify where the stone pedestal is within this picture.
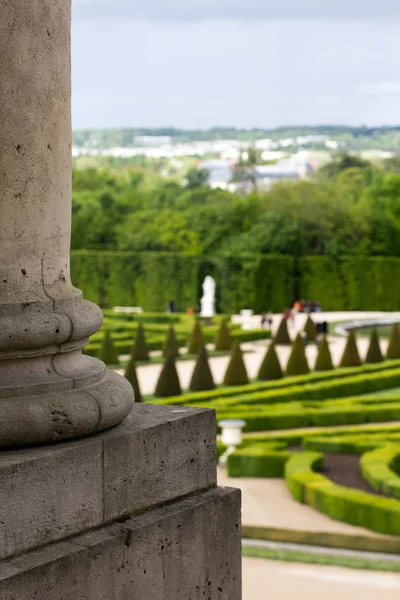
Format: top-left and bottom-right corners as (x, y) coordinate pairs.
(0, 405), (241, 599)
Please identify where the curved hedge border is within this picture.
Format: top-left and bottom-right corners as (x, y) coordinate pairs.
(285, 452), (400, 536)
(304, 433), (400, 455)
(227, 443), (289, 478)
(215, 398), (400, 433)
(361, 446), (400, 500)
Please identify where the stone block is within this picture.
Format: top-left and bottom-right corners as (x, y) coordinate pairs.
(0, 404), (217, 559)
(0, 487), (241, 600)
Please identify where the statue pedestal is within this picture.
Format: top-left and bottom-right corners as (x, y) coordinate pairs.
(0, 405), (241, 599)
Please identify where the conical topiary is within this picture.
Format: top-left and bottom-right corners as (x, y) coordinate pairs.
(304, 316), (317, 342)
(365, 328), (383, 363)
(274, 318), (291, 345)
(257, 342), (284, 381)
(340, 330), (362, 367)
(98, 330), (119, 365)
(189, 345), (215, 391)
(286, 333), (310, 376)
(223, 342), (249, 386)
(314, 336), (334, 371)
(187, 320), (206, 355)
(162, 325), (180, 358)
(131, 323), (149, 362)
(214, 319), (233, 351)
(124, 357), (142, 403)
(387, 323), (400, 360)
(154, 355), (181, 397)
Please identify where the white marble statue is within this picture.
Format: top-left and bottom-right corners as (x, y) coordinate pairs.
(200, 276), (216, 318)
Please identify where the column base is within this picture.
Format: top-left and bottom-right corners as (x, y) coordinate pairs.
(0, 369), (134, 448)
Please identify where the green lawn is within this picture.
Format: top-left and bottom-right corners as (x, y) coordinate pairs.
(242, 545), (400, 573)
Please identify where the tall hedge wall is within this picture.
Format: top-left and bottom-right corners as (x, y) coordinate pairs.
(70, 251), (400, 313)
(299, 256), (400, 311)
(70, 251), (294, 313)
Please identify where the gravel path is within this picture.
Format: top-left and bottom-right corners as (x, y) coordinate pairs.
(242, 557), (400, 600)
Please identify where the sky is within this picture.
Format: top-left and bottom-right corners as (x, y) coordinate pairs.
(72, 0), (400, 129)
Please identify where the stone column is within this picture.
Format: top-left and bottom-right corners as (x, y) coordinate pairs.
(0, 0), (134, 447)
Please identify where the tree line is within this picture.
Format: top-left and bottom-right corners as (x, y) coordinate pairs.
(71, 153), (400, 259)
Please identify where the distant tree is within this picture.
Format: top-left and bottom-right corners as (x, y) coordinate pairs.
(185, 167), (210, 189)
(318, 152), (370, 181)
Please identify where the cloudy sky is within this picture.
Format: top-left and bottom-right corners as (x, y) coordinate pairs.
(72, 0), (400, 129)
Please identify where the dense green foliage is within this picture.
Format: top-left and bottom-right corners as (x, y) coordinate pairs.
(70, 152), (400, 312)
(189, 345), (215, 392)
(257, 343), (284, 381)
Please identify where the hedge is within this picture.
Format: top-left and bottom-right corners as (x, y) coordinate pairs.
(84, 327), (270, 357)
(285, 452), (400, 536)
(71, 251), (400, 313)
(151, 359), (400, 406)
(303, 434), (400, 455)
(215, 399), (400, 433)
(361, 446), (400, 500)
(227, 443), (290, 478)
(188, 368), (400, 414)
(298, 256), (400, 312)
(245, 423), (400, 449)
(71, 251), (294, 313)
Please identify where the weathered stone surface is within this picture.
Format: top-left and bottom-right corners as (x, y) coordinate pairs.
(0, 404), (217, 559)
(103, 405), (217, 520)
(0, 0), (134, 447)
(0, 487), (241, 600)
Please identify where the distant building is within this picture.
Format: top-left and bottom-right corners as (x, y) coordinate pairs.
(197, 159), (237, 191)
(198, 157), (315, 193)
